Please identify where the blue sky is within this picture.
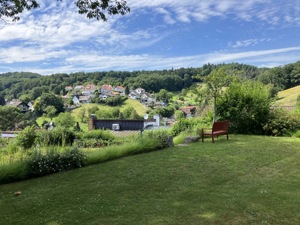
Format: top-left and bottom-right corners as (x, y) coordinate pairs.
(0, 0), (300, 75)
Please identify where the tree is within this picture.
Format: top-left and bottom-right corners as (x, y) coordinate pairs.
(44, 105), (57, 119)
(78, 107), (87, 122)
(217, 81), (272, 134)
(156, 89), (173, 104)
(203, 67), (232, 122)
(0, 0), (130, 22)
(0, 106), (24, 130)
(34, 93), (64, 116)
(54, 112), (75, 128)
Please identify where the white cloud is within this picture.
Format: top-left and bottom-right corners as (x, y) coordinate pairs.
(228, 38), (271, 48)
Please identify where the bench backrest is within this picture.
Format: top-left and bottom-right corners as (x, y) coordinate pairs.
(212, 120), (229, 131)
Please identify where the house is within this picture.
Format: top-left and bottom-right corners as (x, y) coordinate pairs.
(135, 88), (146, 95)
(27, 101), (34, 111)
(180, 106), (197, 118)
(82, 84), (96, 96)
(65, 86), (73, 91)
(72, 96), (80, 105)
(79, 95), (92, 104)
(114, 86), (125, 94)
(74, 85), (83, 91)
(100, 85), (113, 94)
(5, 99), (29, 113)
(129, 91), (140, 100)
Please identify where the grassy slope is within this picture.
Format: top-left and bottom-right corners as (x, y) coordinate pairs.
(276, 85), (300, 106)
(0, 135), (300, 225)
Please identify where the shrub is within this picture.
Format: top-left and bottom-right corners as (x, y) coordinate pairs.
(143, 130), (173, 149)
(27, 146), (86, 178)
(16, 125), (37, 149)
(263, 108), (300, 136)
(75, 129), (116, 147)
(169, 117), (210, 136)
(294, 130), (300, 138)
(36, 127), (76, 146)
(218, 81), (272, 134)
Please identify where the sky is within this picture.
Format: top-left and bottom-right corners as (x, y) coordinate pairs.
(0, 0), (300, 75)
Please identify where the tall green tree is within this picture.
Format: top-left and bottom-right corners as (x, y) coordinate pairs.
(203, 67), (232, 122)
(54, 112), (75, 128)
(217, 81), (272, 134)
(0, 106), (24, 130)
(34, 93), (64, 116)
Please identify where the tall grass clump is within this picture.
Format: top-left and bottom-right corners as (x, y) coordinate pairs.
(35, 127), (76, 146)
(0, 161), (29, 184)
(169, 117), (211, 137)
(86, 130), (173, 165)
(75, 129), (116, 147)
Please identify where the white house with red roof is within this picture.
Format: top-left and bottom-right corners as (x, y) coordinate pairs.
(82, 84), (96, 96)
(114, 86), (125, 94)
(100, 85), (113, 94)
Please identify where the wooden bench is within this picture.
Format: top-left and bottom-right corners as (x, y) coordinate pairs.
(201, 120), (229, 143)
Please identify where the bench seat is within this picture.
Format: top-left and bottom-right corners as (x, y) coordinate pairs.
(201, 121), (229, 143)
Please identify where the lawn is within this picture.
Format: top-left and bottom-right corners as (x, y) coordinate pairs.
(0, 135), (300, 225)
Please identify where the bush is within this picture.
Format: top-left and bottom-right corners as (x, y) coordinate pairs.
(169, 117), (210, 136)
(36, 127), (76, 146)
(293, 130), (300, 138)
(27, 146), (86, 178)
(75, 129), (116, 147)
(263, 108), (300, 136)
(16, 125), (37, 149)
(218, 81), (272, 134)
(143, 130), (173, 149)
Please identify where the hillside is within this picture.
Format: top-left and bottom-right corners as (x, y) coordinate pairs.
(276, 85), (300, 106)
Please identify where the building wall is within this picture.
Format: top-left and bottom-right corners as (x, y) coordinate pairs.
(88, 117), (144, 131)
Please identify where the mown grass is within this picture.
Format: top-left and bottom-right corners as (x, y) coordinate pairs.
(276, 85), (300, 106)
(0, 135), (300, 225)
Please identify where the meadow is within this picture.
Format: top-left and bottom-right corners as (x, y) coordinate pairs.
(1, 135), (299, 225)
(276, 85), (300, 106)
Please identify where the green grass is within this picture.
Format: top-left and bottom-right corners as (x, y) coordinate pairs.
(1, 135), (300, 225)
(276, 85), (300, 106)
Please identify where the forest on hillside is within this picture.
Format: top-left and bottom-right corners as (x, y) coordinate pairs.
(0, 61), (300, 103)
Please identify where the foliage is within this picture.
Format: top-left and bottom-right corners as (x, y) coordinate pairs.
(0, 0), (130, 22)
(16, 125), (37, 149)
(1, 62), (300, 101)
(75, 129), (115, 147)
(201, 67), (233, 122)
(54, 112), (76, 128)
(0, 106), (24, 130)
(174, 110), (185, 120)
(218, 81), (272, 134)
(27, 146), (86, 178)
(102, 96), (127, 106)
(34, 92), (64, 116)
(169, 117), (211, 136)
(156, 89), (173, 103)
(35, 127), (76, 146)
(142, 130), (173, 149)
(263, 108), (300, 136)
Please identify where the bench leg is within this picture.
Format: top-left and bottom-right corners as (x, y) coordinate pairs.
(202, 133), (204, 143)
(212, 135), (214, 143)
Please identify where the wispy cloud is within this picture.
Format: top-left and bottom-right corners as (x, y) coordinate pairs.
(228, 38), (272, 48)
